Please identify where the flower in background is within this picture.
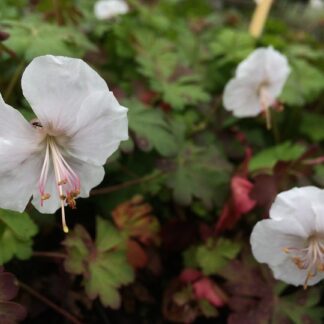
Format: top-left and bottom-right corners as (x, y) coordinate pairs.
(0, 55), (128, 232)
(309, 0), (324, 9)
(250, 186), (324, 288)
(223, 47), (290, 128)
(94, 0), (129, 20)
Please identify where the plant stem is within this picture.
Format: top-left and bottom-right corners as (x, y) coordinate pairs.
(52, 0), (63, 25)
(19, 281), (83, 324)
(90, 172), (163, 196)
(4, 60), (25, 101)
(33, 251), (67, 259)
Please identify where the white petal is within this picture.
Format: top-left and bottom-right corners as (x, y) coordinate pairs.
(0, 153), (43, 212)
(235, 48), (268, 82)
(94, 0), (129, 20)
(269, 187), (321, 235)
(271, 258), (324, 287)
(311, 190), (324, 233)
(67, 91), (128, 165)
(236, 47), (290, 101)
(223, 78), (261, 117)
(250, 218), (306, 266)
(68, 158), (105, 198)
(0, 94), (41, 172)
(264, 47), (291, 99)
(21, 56), (108, 133)
(31, 158), (104, 214)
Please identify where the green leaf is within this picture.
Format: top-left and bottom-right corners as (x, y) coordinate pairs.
(195, 238), (241, 275)
(4, 15), (94, 60)
(300, 112), (324, 142)
(126, 99), (179, 157)
(275, 288), (324, 324)
(281, 58), (324, 106)
(0, 210), (38, 265)
(63, 218), (134, 309)
(249, 141), (306, 172)
(166, 144), (232, 207)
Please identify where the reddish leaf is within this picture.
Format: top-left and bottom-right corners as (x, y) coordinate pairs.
(193, 278), (225, 307)
(215, 175), (256, 233)
(0, 301), (27, 324)
(0, 273), (19, 302)
(126, 240), (148, 269)
(112, 196), (160, 245)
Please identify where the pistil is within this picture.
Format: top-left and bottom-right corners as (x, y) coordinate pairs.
(38, 137), (81, 233)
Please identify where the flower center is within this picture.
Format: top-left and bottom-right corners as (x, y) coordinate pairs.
(38, 136), (80, 233)
(283, 235), (324, 289)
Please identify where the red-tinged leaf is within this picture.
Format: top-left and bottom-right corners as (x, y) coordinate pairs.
(0, 301), (27, 324)
(0, 273), (19, 301)
(216, 175), (256, 233)
(180, 268), (202, 283)
(192, 278), (225, 307)
(126, 240), (148, 269)
(112, 196), (160, 245)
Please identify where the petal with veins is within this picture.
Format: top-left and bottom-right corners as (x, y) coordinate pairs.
(0, 153), (43, 212)
(21, 55), (108, 133)
(0, 95), (42, 172)
(67, 91), (128, 165)
(250, 218), (307, 266)
(269, 186), (322, 235)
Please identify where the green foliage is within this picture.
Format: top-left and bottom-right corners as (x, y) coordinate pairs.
(300, 112), (324, 142)
(0, 210), (38, 265)
(126, 99), (179, 156)
(281, 58), (324, 106)
(63, 218), (134, 308)
(184, 238), (241, 275)
(3, 16), (94, 60)
(275, 288), (324, 324)
(166, 144), (232, 207)
(249, 141), (306, 172)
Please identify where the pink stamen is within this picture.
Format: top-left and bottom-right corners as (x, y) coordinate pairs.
(38, 137), (81, 233)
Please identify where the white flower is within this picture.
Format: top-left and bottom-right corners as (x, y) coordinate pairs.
(0, 55), (128, 232)
(94, 0), (129, 20)
(223, 47), (290, 127)
(250, 186), (324, 288)
(309, 0), (323, 9)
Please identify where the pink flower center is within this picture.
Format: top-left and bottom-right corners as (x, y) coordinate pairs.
(38, 136), (80, 233)
(283, 235), (324, 289)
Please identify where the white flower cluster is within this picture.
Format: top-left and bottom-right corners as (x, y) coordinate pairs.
(94, 0), (129, 20)
(0, 56), (128, 232)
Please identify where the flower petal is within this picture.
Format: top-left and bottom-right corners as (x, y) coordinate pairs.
(223, 78), (261, 117)
(31, 158), (104, 214)
(94, 0), (129, 20)
(66, 91), (128, 165)
(269, 186), (321, 236)
(250, 218), (306, 266)
(0, 153), (42, 212)
(0, 94), (41, 172)
(271, 258), (324, 287)
(21, 55), (108, 133)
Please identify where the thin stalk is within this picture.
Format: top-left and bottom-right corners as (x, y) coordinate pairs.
(90, 172), (163, 196)
(4, 60), (25, 101)
(19, 281), (83, 324)
(32, 251), (67, 259)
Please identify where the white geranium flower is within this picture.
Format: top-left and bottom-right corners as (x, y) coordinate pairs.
(94, 0), (129, 20)
(223, 47), (290, 128)
(309, 0), (323, 9)
(0, 55), (128, 232)
(250, 186), (324, 288)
